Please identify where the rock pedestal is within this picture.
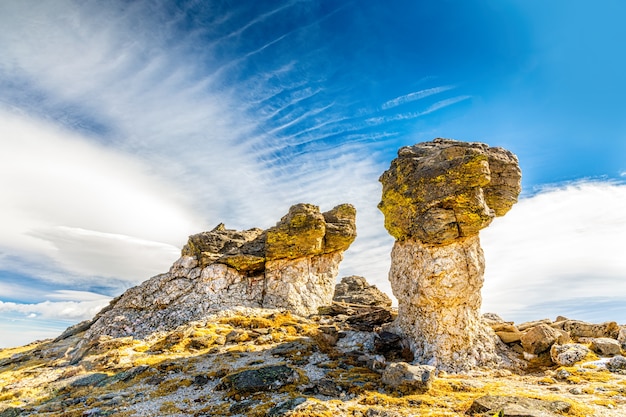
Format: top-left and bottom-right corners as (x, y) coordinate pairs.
(379, 138), (521, 372)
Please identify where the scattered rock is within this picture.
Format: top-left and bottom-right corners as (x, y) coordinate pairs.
(521, 324), (563, 355)
(305, 378), (343, 397)
(365, 408), (402, 417)
(379, 139), (521, 371)
(495, 327), (522, 344)
(317, 325), (340, 346)
(69, 373), (109, 388)
(607, 355), (626, 373)
(381, 362), (435, 394)
(518, 319), (552, 332)
(229, 400), (258, 415)
(373, 331), (412, 362)
(467, 395), (571, 417)
(333, 276), (392, 307)
(0, 408), (22, 417)
(107, 365), (150, 384)
(267, 397), (307, 417)
(590, 337), (622, 356)
(552, 320), (620, 340)
(346, 308), (394, 331)
(225, 329), (249, 344)
(550, 344), (590, 366)
(218, 365), (299, 393)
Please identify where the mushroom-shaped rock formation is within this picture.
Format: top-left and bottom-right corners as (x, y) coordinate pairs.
(81, 203), (356, 341)
(379, 138), (521, 372)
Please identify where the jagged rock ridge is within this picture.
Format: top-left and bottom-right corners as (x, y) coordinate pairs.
(79, 203), (356, 342)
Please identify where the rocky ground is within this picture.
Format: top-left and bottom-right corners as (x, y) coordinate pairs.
(2, 297), (626, 417)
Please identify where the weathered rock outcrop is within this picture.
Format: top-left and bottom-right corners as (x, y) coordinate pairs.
(333, 276), (392, 307)
(81, 203), (356, 341)
(379, 138), (521, 372)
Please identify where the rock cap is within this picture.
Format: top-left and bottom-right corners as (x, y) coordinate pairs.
(378, 138), (521, 244)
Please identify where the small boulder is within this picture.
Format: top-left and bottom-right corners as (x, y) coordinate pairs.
(374, 331), (413, 361)
(218, 365), (299, 393)
(521, 324), (562, 355)
(70, 373), (109, 388)
(590, 337), (622, 356)
(517, 318), (552, 332)
(552, 320), (620, 340)
(267, 397), (307, 417)
(306, 378), (343, 397)
(333, 276), (392, 307)
(381, 362), (435, 394)
(606, 355), (626, 373)
(496, 329), (522, 344)
(550, 344), (590, 366)
(467, 395), (570, 417)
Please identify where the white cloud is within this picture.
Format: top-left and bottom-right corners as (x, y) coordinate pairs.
(0, 293), (111, 321)
(381, 86), (455, 110)
(0, 109), (201, 283)
(481, 181), (626, 323)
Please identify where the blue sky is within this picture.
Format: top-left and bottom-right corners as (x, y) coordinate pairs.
(1, 0), (625, 348)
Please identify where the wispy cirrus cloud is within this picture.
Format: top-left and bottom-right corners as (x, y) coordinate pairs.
(381, 85), (455, 110)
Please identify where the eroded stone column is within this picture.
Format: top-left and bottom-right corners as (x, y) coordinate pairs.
(379, 138), (521, 372)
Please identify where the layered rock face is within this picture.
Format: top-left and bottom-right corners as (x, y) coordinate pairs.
(83, 203), (356, 340)
(379, 138), (521, 372)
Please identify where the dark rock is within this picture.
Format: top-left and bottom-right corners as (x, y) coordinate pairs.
(229, 400), (258, 414)
(0, 352), (32, 367)
(218, 365), (298, 393)
(270, 341), (312, 357)
(0, 408), (23, 417)
(53, 319), (96, 342)
(306, 378), (343, 397)
(267, 397), (307, 416)
(333, 276), (392, 307)
(373, 331), (413, 361)
(468, 395), (571, 417)
(346, 308), (394, 331)
(70, 373), (109, 387)
(193, 375), (211, 386)
(381, 362), (435, 394)
(106, 365), (150, 385)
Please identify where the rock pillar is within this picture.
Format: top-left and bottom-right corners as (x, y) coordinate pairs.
(378, 138), (521, 372)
